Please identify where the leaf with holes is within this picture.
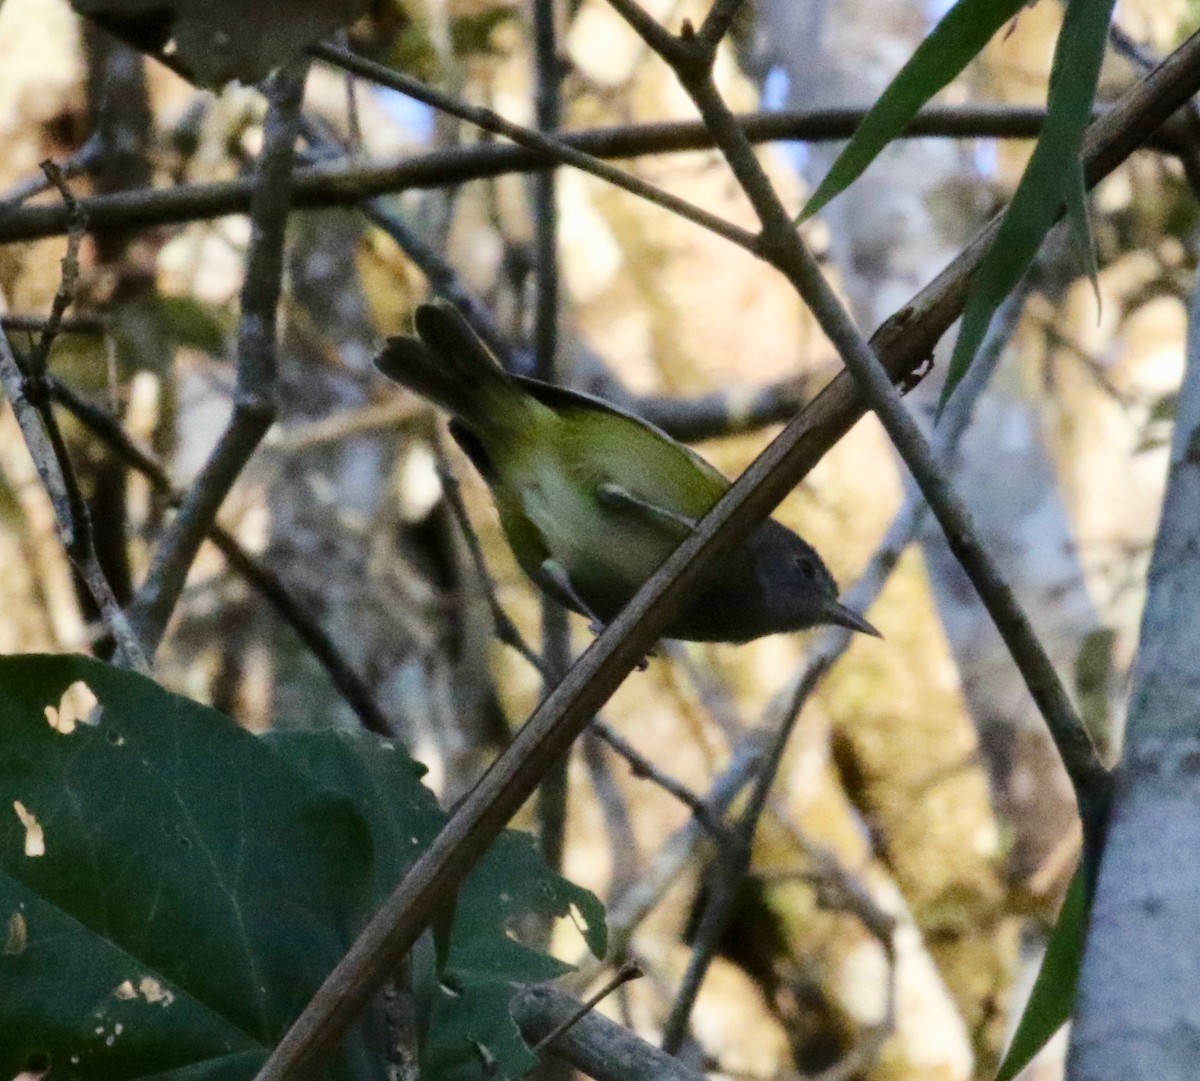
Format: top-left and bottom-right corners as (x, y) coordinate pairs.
(0, 653), (378, 1080)
(0, 654), (607, 1081)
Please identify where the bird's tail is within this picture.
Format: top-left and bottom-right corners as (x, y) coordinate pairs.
(374, 300), (527, 433)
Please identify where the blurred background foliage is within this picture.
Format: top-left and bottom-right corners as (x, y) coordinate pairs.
(0, 0), (1196, 1078)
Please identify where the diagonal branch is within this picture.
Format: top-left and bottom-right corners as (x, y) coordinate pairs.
(250, 28), (1200, 1081)
(0, 325), (147, 671)
(126, 57), (309, 657)
(308, 40), (758, 251)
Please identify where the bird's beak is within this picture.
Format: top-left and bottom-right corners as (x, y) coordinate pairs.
(824, 601), (882, 638)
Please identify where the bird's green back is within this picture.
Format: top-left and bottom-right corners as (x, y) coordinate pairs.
(481, 380), (730, 620)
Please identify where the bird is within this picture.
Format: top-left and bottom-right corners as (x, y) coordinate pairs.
(374, 300), (879, 644)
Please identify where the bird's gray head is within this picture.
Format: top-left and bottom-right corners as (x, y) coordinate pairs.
(751, 520), (880, 638)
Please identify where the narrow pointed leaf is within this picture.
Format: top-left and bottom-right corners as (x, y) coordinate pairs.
(995, 867), (1088, 1081)
(800, 0), (1027, 222)
(942, 0), (1116, 411)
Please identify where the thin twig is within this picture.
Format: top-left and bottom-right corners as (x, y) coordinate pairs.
(696, 0), (749, 51)
(309, 41), (757, 251)
(127, 57), (309, 657)
(529, 0), (574, 884)
(0, 134), (102, 212)
(0, 335), (148, 670)
(512, 983), (706, 1081)
(581, 731), (640, 896)
(435, 457), (555, 681)
(590, 719), (724, 835)
(47, 376), (394, 736)
(29, 163), (86, 375)
(530, 962), (644, 1055)
(0, 172), (148, 671)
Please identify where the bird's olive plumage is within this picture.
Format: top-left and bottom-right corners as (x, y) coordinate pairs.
(375, 301), (878, 643)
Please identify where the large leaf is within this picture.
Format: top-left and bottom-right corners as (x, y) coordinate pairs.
(995, 867), (1088, 1080)
(800, 0), (1028, 222)
(0, 654), (374, 1081)
(943, 0), (1116, 408)
(0, 654), (607, 1081)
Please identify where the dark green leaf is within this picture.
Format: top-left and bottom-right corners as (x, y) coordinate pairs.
(995, 867), (1088, 1081)
(800, 0), (1027, 222)
(0, 658), (606, 1081)
(943, 0), (1117, 410)
(0, 654), (374, 1081)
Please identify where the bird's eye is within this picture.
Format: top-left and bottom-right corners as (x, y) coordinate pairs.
(795, 556), (818, 580)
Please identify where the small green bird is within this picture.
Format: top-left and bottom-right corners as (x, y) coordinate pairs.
(375, 301), (879, 644)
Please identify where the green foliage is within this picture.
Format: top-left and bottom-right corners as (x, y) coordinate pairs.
(994, 867), (1088, 1081)
(799, 0), (1027, 222)
(944, 0), (1116, 410)
(797, 0), (1117, 411)
(0, 654), (605, 1081)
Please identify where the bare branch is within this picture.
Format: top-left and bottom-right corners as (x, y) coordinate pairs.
(28, 163), (86, 376)
(529, 0), (574, 887)
(127, 57), (309, 657)
(1, 313), (106, 336)
(0, 169), (147, 671)
(529, 962), (643, 1055)
(0, 103), (1167, 248)
(696, 0), (749, 51)
(590, 720), (724, 835)
(48, 377), (394, 736)
(309, 41), (757, 251)
(512, 983), (705, 1081)
(0, 329), (147, 670)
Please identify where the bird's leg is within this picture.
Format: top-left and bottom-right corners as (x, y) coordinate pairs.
(537, 558), (604, 631)
(536, 557), (654, 670)
(596, 483), (698, 532)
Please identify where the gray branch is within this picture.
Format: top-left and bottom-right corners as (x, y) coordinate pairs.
(126, 57), (309, 656)
(512, 985), (706, 1081)
(0, 327), (147, 671)
(1065, 263), (1200, 1080)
